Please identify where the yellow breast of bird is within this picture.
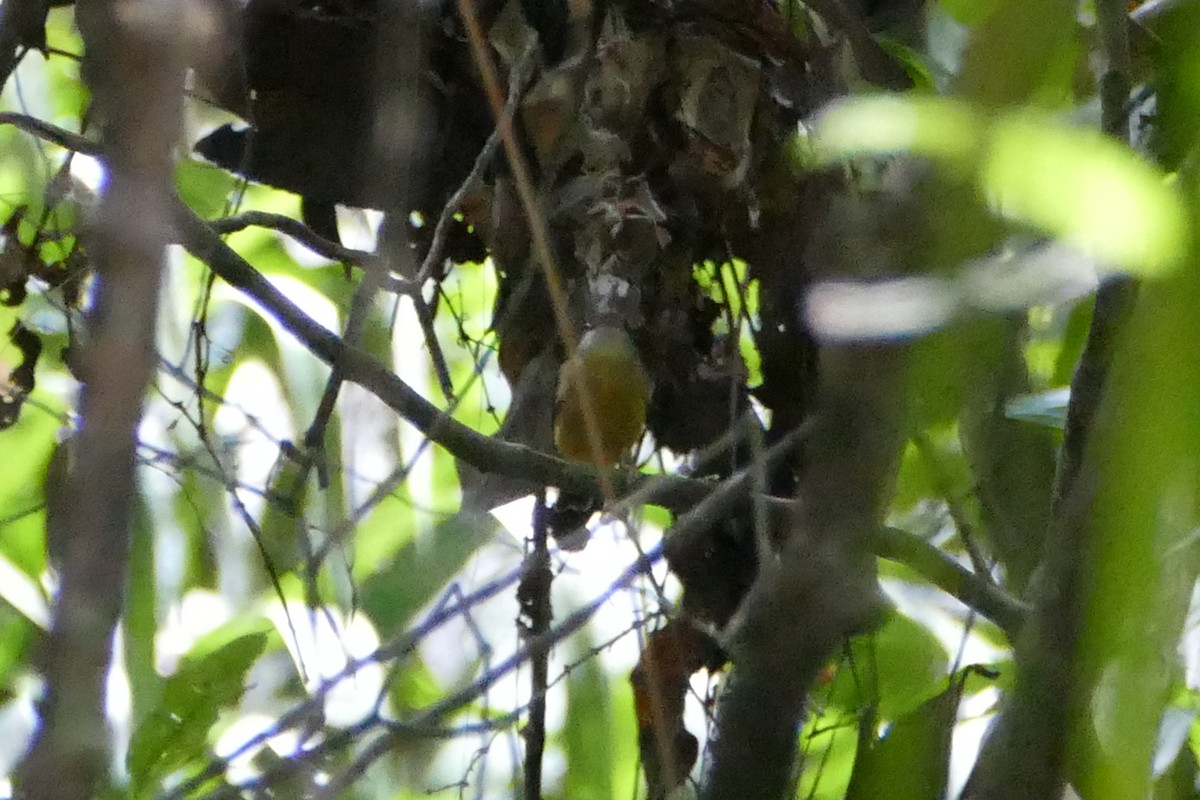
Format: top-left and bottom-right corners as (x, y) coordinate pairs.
(555, 344), (650, 465)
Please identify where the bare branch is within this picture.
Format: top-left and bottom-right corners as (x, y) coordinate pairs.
(700, 346), (908, 799)
(13, 1), (184, 797)
(0, 0), (48, 93)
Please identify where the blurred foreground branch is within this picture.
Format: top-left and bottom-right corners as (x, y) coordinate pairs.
(701, 346), (908, 799)
(13, 2), (185, 798)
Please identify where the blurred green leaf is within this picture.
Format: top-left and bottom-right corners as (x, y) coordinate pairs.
(256, 445), (308, 574)
(387, 656), (442, 711)
(127, 631), (268, 794)
(879, 41), (936, 92)
(176, 159), (240, 220)
(814, 97), (1187, 276)
(359, 511), (497, 636)
(187, 612), (277, 662)
(561, 635), (614, 800)
(0, 399), (58, 576)
(1052, 298), (1094, 387)
(814, 95), (979, 164)
(0, 608), (35, 691)
(938, 0), (1001, 26)
(845, 675), (964, 800)
(1068, 183), (1200, 799)
(984, 114), (1186, 275)
(955, 0), (1076, 107)
(828, 609), (949, 720)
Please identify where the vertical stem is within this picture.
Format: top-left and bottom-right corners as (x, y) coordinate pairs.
(13, 1), (184, 798)
(520, 494), (553, 800)
(965, 3), (1137, 798)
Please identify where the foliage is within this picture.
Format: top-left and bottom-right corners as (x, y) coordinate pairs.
(1, 0), (1200, 799)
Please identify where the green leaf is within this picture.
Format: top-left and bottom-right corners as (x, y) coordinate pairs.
(561, 635), (614, 800)
(127, 631), (268, 792)
(813, 97), (1187, 276)
(175, 159), (240, 220)
(983, 114), (1186, 275)
(955, 0), (1076, 108)
(938, 0), (1001, 26)
(0, 608), (35, 691)
(0, 397), (58, 576)
(187, 611), (278, 663)
(892, 424), (974, 515)
(828, 609), (949, 720)
(359, 510), (498, 636)
(845, 675), (965, 800)
(813, 95), (980, 164)
(1068, 198), (1200, 797)
(878, 40), (936, 92)
(1051, 299), (1093, 387)
(255, 444), (308, 574)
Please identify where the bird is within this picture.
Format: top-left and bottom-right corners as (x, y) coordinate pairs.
(554, 326), (651, 467)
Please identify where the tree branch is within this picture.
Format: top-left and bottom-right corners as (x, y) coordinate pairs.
(701, 346), (909, 800)
(873, 526), (1028, 637)
(13, 2), (183, 798)
(520, 498), (553, 800)
(0, 0), (48, 94)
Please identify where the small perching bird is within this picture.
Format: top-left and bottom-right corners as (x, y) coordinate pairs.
(554, 326), (650, 467)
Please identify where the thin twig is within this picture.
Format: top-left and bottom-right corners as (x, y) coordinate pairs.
(209, 210), (380, 270)
(1054, 0), (1139, 509)
(520, 495), (553, 800)
(160, 562), (527, 800)
(454, 0), (621, 499)
(872, 526), (1028, 637)
(911, 431), (993, 578)
(411, 288), (456, 402)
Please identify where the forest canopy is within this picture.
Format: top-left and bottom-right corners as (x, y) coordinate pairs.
(1, 0), (1200, 799)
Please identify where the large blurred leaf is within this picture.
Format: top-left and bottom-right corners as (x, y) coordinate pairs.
(954, 0), (1076, 108)
(813, 97), (1186, 276)
(358, 511), (497, 636)
(983, 114), (1184, 273)
(127, 630), (269, 794)
(1067, 188), (1200, 800)
(560, 634), (614, 800)
(845, 673), (966, 800)
(938, 0), (1002, 27)
(828, 609), (949, 720)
